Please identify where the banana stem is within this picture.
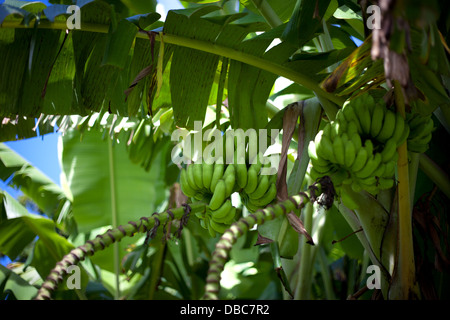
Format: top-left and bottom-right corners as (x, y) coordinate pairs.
(250, 0), (283, 28)
(318, 247), (336, 300)
(408, 152), (420, 207)
(107, 136), (121, 299)
(203, 191), (316, 300)
(294, 201), (314, 299)
(148, 242), (166, 300)
(34, 203), (205, 300)
(390, 80), (418, 299)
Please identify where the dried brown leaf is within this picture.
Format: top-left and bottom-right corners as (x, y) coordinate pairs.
(276, 102), (302, 202)
(255, 233), (274, 246)
(286, 212), (314, 245)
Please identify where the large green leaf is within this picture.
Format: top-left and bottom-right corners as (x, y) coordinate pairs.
(0, 264), (38, 300)
(228, 39), (297, 130)
(163, 8), (250, 129)
(59, 128), (169, 271)
(0, 143), (68, 219)
(0, 191), (75, 279)
(239, 0), (297, 23)
(60, 128), (168, 231)
(281, 0), (332, 47)
(286, 47), (355, 83)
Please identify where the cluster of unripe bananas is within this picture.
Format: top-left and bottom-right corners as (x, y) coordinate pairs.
(180, 155), (277, 237)
(406, 112), (434, 153)
(308, 93), (410, 194)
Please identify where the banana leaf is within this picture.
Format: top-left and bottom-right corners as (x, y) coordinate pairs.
(59, 128), (169, 272)
(0, 264), (38, 300)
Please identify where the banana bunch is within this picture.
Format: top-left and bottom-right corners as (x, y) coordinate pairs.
(308, 93), (410, 195)
(406, 113), (434, 153)
(180, 157), (278, 236)
(238, 158), (278, 213)
(128, 119), (155, 171)
(180, 162), (238, 237)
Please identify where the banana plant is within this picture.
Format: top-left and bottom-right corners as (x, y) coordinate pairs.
(1, 0), (449, 301)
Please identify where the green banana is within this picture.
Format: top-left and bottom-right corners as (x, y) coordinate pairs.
(407, 113), (433, 140)
(310, 158), (333, 174)
(180, 168), (197, 197)
(341, 132), (349, 144)
(412, 121), (433, 140)
(331, 121), (345, 140)
(358, 176), (378, 189)
(210, 163), (224, 193)
(380, 138), (397, 163)
(187, 164), (201, 190)
(308, 165), (322, 182)
(344, 140), (356, 168)
(370, 104), (384, 138)
(377, 177), (395, 189)
(350, 132), (362, 151)
(249, 183), (277, 207)
(332, 135), (345, 165)
(407, 115), (433, 153)
(347, 120), (359, 136)
(336, 109), (346, 124)
(223, 165), (236, 197)
(376, 109), (396, 142)
(382, 161), (396, 178)
(408, 134), (432, 153)
(248, 174), (270, 200)
(308, 141), (330, 167)
(367, 96), (376, 115)
(210, 199), (233, 220)
(342, 104), (363, 133)
(195, 211), (206, 220)
(372, 162), (386, 178)
(205, 215), (217, 238)
(199, 217), (206, 229)
(235, 163), (248, 189)
(350, 181), (363, 193)
(315, 130), (336, 162)
(356, 104), (372, 135)
(364, 139), (374, 156)
(209, 219), (229, 234)
(322, 123), (332, 140)
(209, 179), (226, 210)
(336, 111), (348, 131)
(390, 112), (406, 145)
(396, 123), (410, 147)
(202, 162), (214, 190)
(193, 191), (207, 201)
(193, 163), (204, 189)
(329, 168), (349, 186)
(351, 147), (369, 172)
(407, 113), (425, 129)
(354, 153), (382, 179)
(244, 165), (258, 194)
(244, 198), (260, 213)
(212, 204), (236, 224)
